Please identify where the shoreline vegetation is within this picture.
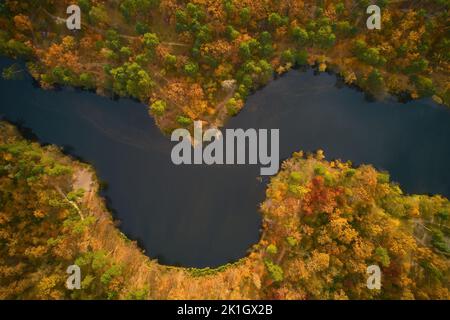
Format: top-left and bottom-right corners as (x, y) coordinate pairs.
(0, 122), (448, 299)
(0, 1), (449, 134)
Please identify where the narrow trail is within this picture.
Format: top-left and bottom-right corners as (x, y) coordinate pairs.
(211, 85), (236, 128)
(41, 9), (189, 47)
(54, 185), (85, 220)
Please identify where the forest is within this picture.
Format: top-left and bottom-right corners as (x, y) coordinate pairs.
(0, 123), (448, 299)
(0, 0), (449, 300)
(0, 0), (449, 133)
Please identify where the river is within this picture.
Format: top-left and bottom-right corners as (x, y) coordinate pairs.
(1, 58), (449, 267)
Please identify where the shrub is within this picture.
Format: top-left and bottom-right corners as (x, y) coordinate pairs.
(264, 260), (284, 282)
(150, 100), (166, 116)
(177, 115), (193, 126)
(267, 244), (278, 255)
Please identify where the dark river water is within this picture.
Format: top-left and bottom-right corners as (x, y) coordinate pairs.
(1, 58), (449, 267)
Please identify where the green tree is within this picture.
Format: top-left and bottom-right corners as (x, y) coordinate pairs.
(5, 39), (33, 58)
(414, 76), (435, 97)
(110, 62), (154, 99)
(78, 0), (92, 13)
(177, 115), (192, 126)
(184, 61), (199, 77)
(267, 244), (278, 255)
(79, 73), (95, 89)
(119, 46), (132, 59)
(335, 21), (354, 37)
(120, 0), (159, 21)
(135, 21), (149, 35)
(223, 0), (234, 18)
(225, 25), (239, 40)
(239, 7), (250, 26)
(366, 69), (385, 95)
(295, 50), (308, 65)
(281, 49), (295, 64)
(292, 26), (309, 46)
(164, 54), (177, 69)
(259, 31), (273, 57)
(374, 247), (391, 267)
(336, 2), (345, 15)
(264, 260), (284, 282)
(89, 5), (108, 25)
(150, 100), (166, 116)
(314, 26), (336, 49)
(51, 66), (76, 85)
(405, 58), (429, 74)
(143, 32), (159, 57)
(226, 98), (239, 116)
(268, 13), (287, 28)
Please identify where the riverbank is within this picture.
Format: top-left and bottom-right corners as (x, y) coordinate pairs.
(72, 159), (265, 299)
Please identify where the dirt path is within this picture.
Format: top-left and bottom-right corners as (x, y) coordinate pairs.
(41, 9), (188, 47)
(210, 85), (236, 128)
(73, 167), (92, 191)
(72, 167), (99, 220)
